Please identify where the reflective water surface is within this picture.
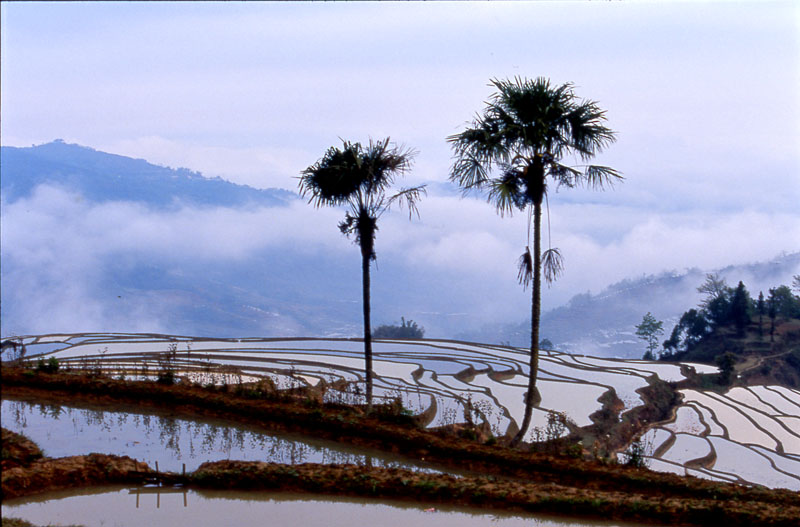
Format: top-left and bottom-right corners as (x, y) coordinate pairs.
(2, 486), (651, 527)
(0, 397), (443, 473)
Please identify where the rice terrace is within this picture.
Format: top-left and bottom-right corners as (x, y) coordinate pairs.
(3, 333), (800, 526)
(3, 2), (800, 526)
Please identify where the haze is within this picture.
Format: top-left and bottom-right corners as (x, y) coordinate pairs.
(1, 1), (798, 336)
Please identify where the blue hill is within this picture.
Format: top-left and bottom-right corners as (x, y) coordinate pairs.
(0, 140), (295, 208)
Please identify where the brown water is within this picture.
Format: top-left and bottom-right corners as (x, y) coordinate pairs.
(1, 486), (652, 527)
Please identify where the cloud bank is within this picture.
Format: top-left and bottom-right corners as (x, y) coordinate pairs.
(3, 182), (797, 338)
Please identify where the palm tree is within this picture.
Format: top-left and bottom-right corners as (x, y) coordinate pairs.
(448, 77), (621, 445)
(299, 138), (425, 410)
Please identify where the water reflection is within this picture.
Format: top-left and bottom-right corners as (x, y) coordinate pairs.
(2, 486), (651, 527)
(0, 398), (441, 473)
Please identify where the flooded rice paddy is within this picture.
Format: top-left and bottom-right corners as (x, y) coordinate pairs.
(2, 487), (648, 527)
(2, 487), (652, 527)
(0, 398), (443, 473)
(638, 385), (800, 490)
(4, 332), (800, 490)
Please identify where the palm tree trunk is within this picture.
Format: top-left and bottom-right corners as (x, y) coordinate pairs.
(361, 247), (374, 411)
(512, 199), (542, 447)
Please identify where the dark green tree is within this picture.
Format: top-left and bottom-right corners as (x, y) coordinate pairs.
(299, 138), (425, 409)
(768, 288), (778, 342)
(697, 273), (728, 309)
(448, 77), (620, 445)
(730, 281), (751, 335)
(769, 285), (800, 318)
(636, 312), (664, 360)
(706, 291), (733, 327)
(716, 352), (736, 386)
(663, 308), (710, 355)
(662, 326), (682, 357)
(757, 291), (766, 337)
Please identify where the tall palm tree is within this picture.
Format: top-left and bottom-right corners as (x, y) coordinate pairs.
(299, 138), (425, 410)
(448, 77), (621, 446)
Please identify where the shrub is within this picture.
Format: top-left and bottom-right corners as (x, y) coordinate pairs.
(35, 357), (60, 374)
(157, 370), (175, 385)
(373, 317), (425, 339)
(622, 437), (651, 468)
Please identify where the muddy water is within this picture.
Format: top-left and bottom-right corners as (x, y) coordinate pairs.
(0, 397), (444, 473)
(1, 486), (650, 527)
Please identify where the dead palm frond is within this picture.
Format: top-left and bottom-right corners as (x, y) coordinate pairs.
(518, 247), (534, 289)
(542, 248), (565, 285)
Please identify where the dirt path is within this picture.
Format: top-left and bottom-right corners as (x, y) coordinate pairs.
(736, 350), (791, 376)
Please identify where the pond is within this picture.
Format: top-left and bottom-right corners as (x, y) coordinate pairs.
(0, 397), (445, 473)
(1, 486), (652, 527)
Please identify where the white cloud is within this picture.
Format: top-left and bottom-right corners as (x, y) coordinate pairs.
(551, 208), (800, 299)
(2, 182), (798, 337)
(0, 185), (355, 263)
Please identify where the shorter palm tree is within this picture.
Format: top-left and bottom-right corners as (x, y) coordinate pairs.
(299, 138), (425, 409)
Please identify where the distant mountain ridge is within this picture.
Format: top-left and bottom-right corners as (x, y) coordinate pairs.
(459, 252), (800, 358)
(1, 140), (294, 208)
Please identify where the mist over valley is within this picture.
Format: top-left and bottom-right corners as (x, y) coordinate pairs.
(3, 141), (797, 358)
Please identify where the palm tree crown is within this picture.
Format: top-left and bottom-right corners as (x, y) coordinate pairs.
(449, 77), (620, 445)
(450, 77), (620, 208)
(300, 138), (424, 260)
(299, 138), (425, 409)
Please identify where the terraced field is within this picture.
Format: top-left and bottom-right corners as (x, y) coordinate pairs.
(5, 333), (799, 490)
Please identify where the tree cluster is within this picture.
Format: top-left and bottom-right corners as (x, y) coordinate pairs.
(373, 317), (425, 339)
(661, 274), (800, 358)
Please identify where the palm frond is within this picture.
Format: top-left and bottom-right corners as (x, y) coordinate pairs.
(361, 138), (416, 194)
(302, 137), (422, 262)
(517, 246), (534, 290)
(300, 138), (415, 208)
(448, 112), (513, 188)
(450, 155), (492, 191)
(566, 101), (617, 160)
(488, 167), (527, 216)
(299, 142), (367, 206)
(583, 165), (623, 189)
(385, 185), (428, 219)
(338, 212), (357, 236)
(548, 162), (582, 189)
(542, 248), (565, 285)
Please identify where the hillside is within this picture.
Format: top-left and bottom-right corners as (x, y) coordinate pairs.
(654, 271), (800, 388)
(664, 316), (800, 388)
(1, 140), (294, 208)
(459, 253), (800, 358)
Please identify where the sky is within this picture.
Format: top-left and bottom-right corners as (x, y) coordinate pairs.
(1, 1), (799, 334)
